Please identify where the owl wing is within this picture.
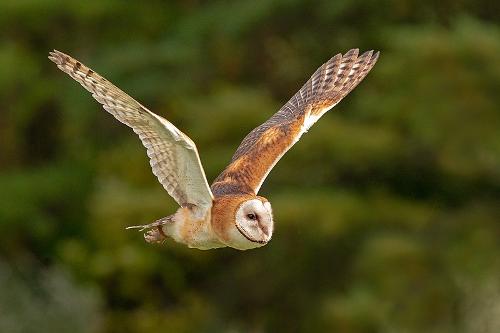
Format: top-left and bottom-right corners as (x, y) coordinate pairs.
(49, 50), (213, 211)
(212, 49), (379, 196)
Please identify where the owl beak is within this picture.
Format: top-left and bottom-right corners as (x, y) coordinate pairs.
(258, 221), (270, 237)
(235, 223), (269, 244)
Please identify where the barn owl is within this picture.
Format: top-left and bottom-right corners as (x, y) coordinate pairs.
(49, 48), (379, 250)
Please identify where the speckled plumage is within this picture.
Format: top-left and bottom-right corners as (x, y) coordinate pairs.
(49, 48), (379, 250)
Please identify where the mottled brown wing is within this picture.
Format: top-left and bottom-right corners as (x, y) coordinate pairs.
(211, 49), (379, 196)
(49, 50), (214, 211)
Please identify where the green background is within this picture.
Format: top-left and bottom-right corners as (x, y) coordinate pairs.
(1, 1), (499, 332)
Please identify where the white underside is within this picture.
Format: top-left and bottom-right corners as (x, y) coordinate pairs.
(162, 208), (225, 250)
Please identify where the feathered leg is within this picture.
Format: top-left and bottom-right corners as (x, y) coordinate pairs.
(126, 216), (173, 244)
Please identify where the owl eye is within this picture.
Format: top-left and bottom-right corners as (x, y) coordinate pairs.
(247, 213), (257, 220)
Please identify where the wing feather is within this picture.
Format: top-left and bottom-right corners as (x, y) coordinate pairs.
(49, 50), (213, 210)
(211, 49), (379, 196)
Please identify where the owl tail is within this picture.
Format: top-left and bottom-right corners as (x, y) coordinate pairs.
(126, 215), (173, 232)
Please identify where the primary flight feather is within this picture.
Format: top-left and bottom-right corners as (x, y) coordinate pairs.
(49, 48), (379, 250)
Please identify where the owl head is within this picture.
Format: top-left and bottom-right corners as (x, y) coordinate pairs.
(234, 198), (273, 246)
(212, 195), (274, 250)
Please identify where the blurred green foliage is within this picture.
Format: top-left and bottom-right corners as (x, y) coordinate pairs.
(1, 1), (499, 332)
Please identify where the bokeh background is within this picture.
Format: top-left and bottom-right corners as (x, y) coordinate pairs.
(1, 1), (499, 332)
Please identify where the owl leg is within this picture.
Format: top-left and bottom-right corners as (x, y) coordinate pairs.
(144, 227), (167, 244)
(126, 216), (173, 243)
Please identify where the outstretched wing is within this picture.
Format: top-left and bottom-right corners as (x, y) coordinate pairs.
(212, 49), (379, 196)
(49, 50), (213, 211)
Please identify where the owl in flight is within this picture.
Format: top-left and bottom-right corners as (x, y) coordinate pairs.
(49, 48), (379, 250)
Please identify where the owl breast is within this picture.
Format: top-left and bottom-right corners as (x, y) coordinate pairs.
(162, 206), (225, 250)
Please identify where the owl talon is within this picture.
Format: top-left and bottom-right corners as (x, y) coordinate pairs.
(144, 227), (167, 244)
